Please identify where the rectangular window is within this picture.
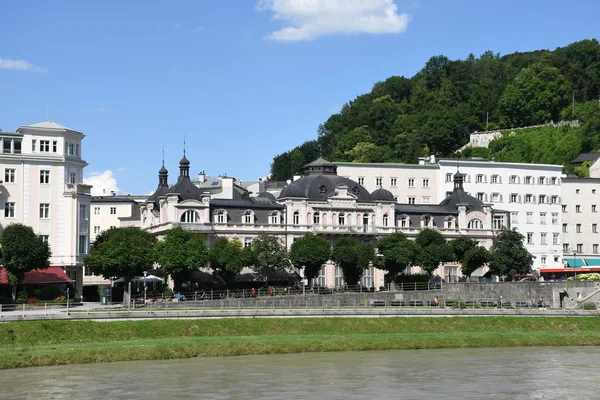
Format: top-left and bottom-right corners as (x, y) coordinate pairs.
(94, 226), (101, 234)
(576, 189), (580, 194)
(338, 214), (345, 225)
(526, 212), (533, 224)
(40, 170), (50, 184)
(551, 213), (558, 225)
(510, 175), (518, 184)
(594, 244), (599, 254)
(593, 189), (597, 194)
(78, 235), (88, 255)
(491, 175), (499, 184)
(69, 172), (76, 184)
(510, 194), (518, 203)
(40, 235), (49, 244)
(477, 193), (485, 201)
(594, 224), (598, 233)
(525, 194), (532, 203)
(493, 215), (504, 230)
(79, 204), (88, 221)
(40, 140), (50, 152)
(562, 224), (568, 233)
(375, 177), (382, 186)
(541, 256), (547, 265)
(422, 196), (431, 204)
(32, 140), (37, 152)
(492, 193), (500, 202)
(110, 207), (116, 215)
(39, 203), (50, 219)
(539, 195), (546, 204)
(293, 213), (300, 225)
(577, 244), (583, 253)
(53, 141), (57, 153)
(244, 237), (252, 248)
(4, 168), (15, 183)
(576, 205), (581, 213)
(593, 205), (597, 213)
(540, 212), (546, 225)
(2, 139), (11, 153)
(68, 143), (76, 156)
(577, 224), (582, 233)
(445, 173), (452, 183)
(527, 232), (534, 245)
(551, 177), (558, 185)
(408, 197), (415, 205)
(13, 140), (21, 154)
(407, 178), (414, 187)
(476, 174), (483, 183)
(4, 202), (15, 218)
(511, 212), (519, 225)
(562, 205), (567, 213)
(94, 207), (100, 215)
(553, 233), (559, 245)
(422, 178), (430, 187)
(357, 177), (364, 185)
(551, 196), (558, 204)
(563, 244), (569, 252)
(525, 176), (532, 185)
(390, 178), (397, 187)
(538, 176), (546, 185)
(541, 233), (547, 245)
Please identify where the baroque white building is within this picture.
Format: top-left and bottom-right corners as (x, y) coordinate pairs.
(0, 121), (91, 299)
(437, 159), (563, 271)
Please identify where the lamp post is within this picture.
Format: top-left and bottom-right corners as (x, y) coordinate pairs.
(143, 271), (148, 303)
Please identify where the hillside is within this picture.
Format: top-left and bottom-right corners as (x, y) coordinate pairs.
(270, 39), (600, 181)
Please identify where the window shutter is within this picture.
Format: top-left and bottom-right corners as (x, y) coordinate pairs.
(518, 195), (522, 203)
(499, 194), (503, 202)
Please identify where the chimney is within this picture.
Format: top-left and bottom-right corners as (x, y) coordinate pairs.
(198, 170), (205, 183)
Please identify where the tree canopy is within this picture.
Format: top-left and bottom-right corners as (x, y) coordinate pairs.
(85, 227), (157, 282)
(270, 39), (600, 180)
(0, 223), (51, 285)
(156, 227), (209, 289)
(289, 233), (331, 284)
(250, 234), (289, 284)
(376, 232), (419, 283)
(488, 229), (534, 280)
(461, 246), (490, 278)
(210, 237), (254, 289)
(331, 238), (375, 286)
(415, 229), (454, 276)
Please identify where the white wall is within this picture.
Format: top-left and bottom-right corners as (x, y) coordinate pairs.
(561, 178), (600, 261)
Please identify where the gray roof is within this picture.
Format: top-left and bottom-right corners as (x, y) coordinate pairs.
(395, 204), (458, 215)
(279, 174), (373, 202)
(304, 157), (337, 168)
(210, 197), (283, 209)
(570, 153), (600, 165)
(92, 195), (140, 204)
(265, 181), (287, 190)
(168, 176), (205, 201)
(371, 188), (395, 202)
(438, 172), (484, 211)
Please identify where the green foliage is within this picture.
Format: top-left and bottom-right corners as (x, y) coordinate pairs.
(415, 229), (453, 275)
(157, 227), (209, 289)
(289, 233), (331, 284)
(567, 273), (600, 281)
(582, 302), (597, 310)
(449, 236), (477, 262)
(0, 223), (51, 284)
(488, 229), (534, 280)
(331, 238), (374, 286)
(250, 234), (289, 283)
(210, 237), (253, 289)
(84, 227), (157, 282)
(461, 246), (490, 277)
(270, 40), (600, 180)
(16, 291), (28, 304)
(376, 233), (419, 282)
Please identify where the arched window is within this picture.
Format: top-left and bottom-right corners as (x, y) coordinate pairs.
(319, 185), (327, 194)
(468, 218), (484, 230)
(445, 216), (456, 229)
(269, 211), (280, 224)
(293, 211), (300, 225)
(399, 214), (410, 229)
(242, 210), (254, 224)
(313, 212), (320, 225)
(338, 213), (345, 226)
(421, 214), (433, 228)
(181, 210), (200, 223)
(214, 209), (227, 224)
(383, 213), (389, 227)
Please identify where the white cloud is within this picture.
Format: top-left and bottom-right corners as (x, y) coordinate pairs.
(84, 170), (121, 196)
(0, 58), (47, 73)
(257, 0), (410, 41)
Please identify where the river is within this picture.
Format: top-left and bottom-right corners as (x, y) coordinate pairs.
(1, 347), (599, 399)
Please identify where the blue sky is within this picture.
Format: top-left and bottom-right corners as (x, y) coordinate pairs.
(1, 0), (599, 195)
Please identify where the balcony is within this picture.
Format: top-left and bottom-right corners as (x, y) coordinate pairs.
(64, 183), (92, 196)
(311, 224), (378, 235)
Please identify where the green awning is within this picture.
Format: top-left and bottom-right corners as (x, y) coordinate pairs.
(565, 258), (586, 267)
(584, 259), (600, 266)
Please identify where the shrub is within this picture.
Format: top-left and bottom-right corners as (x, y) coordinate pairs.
(453, 300), (466, 309)
(582, 302), (597, 310)
(16, 291), (28, 304)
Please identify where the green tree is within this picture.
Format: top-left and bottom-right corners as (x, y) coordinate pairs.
(210, 237), (253, 289)
(488, 229), (534, 280)
(376, 233), (419, 285)
(331, 238), (375, 286)
(461, 246), (490, 278)
(289, 233), (331, 285)
(250, 234), (289, 285)
(156, 227), (209, 290)
(85, 227), (157, 282)
(415, 228), (453, 275)
(0, 223), (51, 300)
(498, 63), (572, 127)
(449, 236), (477, 262)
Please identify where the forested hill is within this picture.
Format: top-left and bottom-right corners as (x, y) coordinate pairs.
(270, 39), (600, 181)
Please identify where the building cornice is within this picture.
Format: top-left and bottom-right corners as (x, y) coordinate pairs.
(335, 162), (439, 169)
(438, 159), (563, 171)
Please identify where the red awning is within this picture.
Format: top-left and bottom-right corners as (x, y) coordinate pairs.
(0, 267), (72, 285)
(540, 267), (600, 273)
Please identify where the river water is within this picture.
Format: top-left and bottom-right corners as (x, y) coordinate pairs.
(1, 347), (599, 399)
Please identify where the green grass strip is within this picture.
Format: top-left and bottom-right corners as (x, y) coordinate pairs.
(1, 317), (599, 369)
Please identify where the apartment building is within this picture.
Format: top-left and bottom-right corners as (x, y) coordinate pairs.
(438, 159), (563, 271)
(335, 161), (439, 205)
(0, 121), (91, 299)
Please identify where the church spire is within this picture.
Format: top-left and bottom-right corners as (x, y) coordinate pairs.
(179, 137), (190, 179)
(158, 145), (168, 186)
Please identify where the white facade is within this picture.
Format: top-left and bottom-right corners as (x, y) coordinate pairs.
(0, 121), (91, 299)
(438, 159), (563, 270)
(335, 162), (439, 205)
(560, 177), (600, 265)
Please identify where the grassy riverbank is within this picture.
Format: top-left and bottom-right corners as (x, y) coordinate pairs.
(1, 317), (600, 369)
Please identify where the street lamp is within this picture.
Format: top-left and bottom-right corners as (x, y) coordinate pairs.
(143, 271), (148, 303)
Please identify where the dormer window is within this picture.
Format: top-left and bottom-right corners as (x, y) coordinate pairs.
(243, 210), (254, 224)
(269, 211), (280, 224)
(319, 185), (327, 194)
(352, 186), (359, 195)
(214, 209), (227, 224)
